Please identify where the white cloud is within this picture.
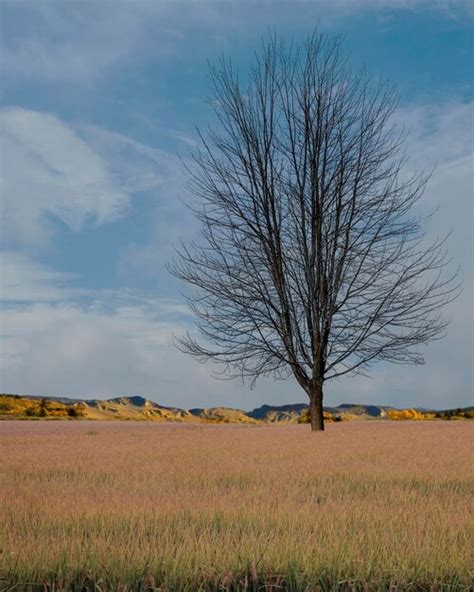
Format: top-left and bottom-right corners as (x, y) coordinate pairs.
(0, 108), (178, 247)
(0, 108), (129, 245)
(1, 302), (171, 399)
(0, 251), (193, 402)
(0, 294), (260, 407)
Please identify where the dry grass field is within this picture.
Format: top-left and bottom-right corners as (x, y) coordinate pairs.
(1, 421), (473, 591)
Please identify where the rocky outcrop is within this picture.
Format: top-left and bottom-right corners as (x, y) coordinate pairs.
(193, 407), (258, 424)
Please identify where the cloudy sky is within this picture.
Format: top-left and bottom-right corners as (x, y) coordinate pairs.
(1, 1), (472, 410)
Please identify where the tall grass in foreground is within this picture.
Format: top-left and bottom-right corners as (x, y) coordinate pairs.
(1, 421), (473, 591)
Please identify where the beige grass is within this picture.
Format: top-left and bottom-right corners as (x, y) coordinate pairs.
(1, 420), (473, 590)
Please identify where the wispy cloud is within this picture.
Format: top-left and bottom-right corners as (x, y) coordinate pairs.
(2, 1), (471, 87)
(78, 126), (176, 194)
(0, 108), (178, 247)
(1, 2), (150, 85)
(0, 108), (129, 245)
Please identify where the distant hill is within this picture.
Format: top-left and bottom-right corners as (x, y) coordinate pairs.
(190, 407), (258, 423)
(0, 394), (196, 422)
(248, 403), (309, 421)
(0, 393), (472, 423)
(336, 404), (392, 417)
(248, 402), (394, 420)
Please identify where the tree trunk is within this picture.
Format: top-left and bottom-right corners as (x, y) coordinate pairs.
(309, 383), (325, 431)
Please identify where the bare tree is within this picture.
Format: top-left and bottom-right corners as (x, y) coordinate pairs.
(170, 32), (459, 431)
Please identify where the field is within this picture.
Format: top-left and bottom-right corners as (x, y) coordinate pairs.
(1, 421), (473, 591)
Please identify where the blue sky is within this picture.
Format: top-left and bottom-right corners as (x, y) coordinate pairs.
(1, 1), (472, 410)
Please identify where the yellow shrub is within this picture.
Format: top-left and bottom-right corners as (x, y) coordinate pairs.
(386, 408), (427, 421)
